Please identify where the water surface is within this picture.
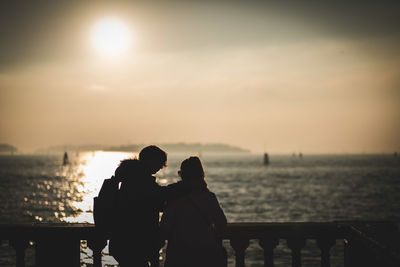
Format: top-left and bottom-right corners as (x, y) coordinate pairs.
(1, 152), (399, 266)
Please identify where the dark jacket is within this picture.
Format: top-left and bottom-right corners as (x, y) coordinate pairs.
(160, 189), (227, 267)
(110, 160), (189, 260)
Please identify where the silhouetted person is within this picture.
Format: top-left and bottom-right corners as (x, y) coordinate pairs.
(109, 145), (191, 267)
(160, 156), (227, 267)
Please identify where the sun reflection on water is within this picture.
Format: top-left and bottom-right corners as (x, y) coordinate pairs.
(63, 151), (136, 222)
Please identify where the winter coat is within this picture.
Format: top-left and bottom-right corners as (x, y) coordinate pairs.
(160, 189), (227, 267)
(109, 160), (189, 262)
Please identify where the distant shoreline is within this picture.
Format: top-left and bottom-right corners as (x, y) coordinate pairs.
(34, 142), (251, 154)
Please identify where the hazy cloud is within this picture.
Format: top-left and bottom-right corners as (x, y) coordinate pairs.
(1, 1), (399, 69)
(1, 1), (399, 153)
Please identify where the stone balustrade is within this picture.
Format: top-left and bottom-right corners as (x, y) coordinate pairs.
(0, 222), (398, 267)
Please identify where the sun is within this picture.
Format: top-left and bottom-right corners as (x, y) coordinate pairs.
(91, 18), (132, 57)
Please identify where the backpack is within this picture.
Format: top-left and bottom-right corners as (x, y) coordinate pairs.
(93, 176), (120, 235)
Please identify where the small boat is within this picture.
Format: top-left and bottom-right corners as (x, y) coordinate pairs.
(63, 152), (69, 165)
(263, 153), (269, 165)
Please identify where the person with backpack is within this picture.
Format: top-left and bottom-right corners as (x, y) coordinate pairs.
(107, 145), (192, 267)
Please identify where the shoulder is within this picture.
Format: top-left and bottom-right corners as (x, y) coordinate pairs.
(202, 191), (224, 211)
(203, 190), (218, 201)
(207, 190), (217, 198)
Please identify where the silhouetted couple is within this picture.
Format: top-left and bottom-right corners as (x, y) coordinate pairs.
(109, 145), (227, 267)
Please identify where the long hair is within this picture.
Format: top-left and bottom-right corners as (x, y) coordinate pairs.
(114, 159), (141, 181)
(180, 156), (207, 189)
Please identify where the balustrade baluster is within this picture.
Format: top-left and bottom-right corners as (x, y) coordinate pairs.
(259, 237), (279, 267)
(3, 222), (391, 267)
(316, 238), (335, 267)
(287, 238), (306, 267)
(87, 238), (107, 267)
(9, 239), (29, 267)
(230, 238), (250, 267)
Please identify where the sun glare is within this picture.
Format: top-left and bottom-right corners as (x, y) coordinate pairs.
(91, 18), (132, 57)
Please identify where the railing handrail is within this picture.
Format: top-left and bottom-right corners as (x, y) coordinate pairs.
(1, 221), (399, 267)
(0, 222), (347, 239)
(1, 221), (393, 237)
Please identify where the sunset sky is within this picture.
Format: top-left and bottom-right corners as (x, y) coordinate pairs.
(0, 1), (399, 153)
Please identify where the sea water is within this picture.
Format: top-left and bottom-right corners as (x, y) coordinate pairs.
(1, 152), (399, 266)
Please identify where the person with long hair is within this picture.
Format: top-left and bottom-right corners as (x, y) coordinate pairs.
(109, 145), (192, 267)
(160, 156), (227, 267)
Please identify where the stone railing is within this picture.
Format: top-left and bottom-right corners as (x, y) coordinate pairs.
(0, 222), (398, 267)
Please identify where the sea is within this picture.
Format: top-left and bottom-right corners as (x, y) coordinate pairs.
(1, 152), (400, 266)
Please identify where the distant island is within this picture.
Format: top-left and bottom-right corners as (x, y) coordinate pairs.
(107, 143), (250, 153)
(36, 143), (250, 154)
(0, 143), (17, 154)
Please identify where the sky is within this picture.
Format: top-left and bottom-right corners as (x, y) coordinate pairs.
(0, 1), (399, 153)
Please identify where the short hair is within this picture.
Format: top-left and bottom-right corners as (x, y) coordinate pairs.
(139, 145), (167, 166)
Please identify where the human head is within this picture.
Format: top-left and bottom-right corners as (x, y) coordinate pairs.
(179, 156), (207, 188)
(115, 159), (138, 181)
(114, 159), (137, 182)
(139, 145), (167, 174)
